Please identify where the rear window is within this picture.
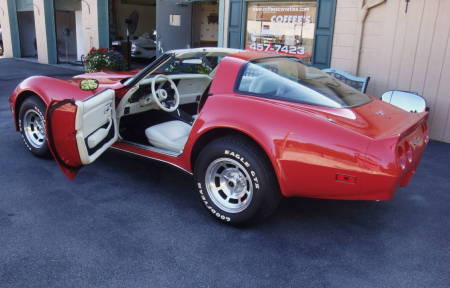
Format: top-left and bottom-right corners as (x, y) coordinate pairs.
(236, 57), (371, 108)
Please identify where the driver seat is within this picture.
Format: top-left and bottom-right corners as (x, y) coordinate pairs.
(145, 120), (192, 153)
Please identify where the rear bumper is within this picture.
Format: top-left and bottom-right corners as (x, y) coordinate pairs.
(359, 132), (428, 201)
(357, 170), (416, 201)
(400, 169), (416, 187)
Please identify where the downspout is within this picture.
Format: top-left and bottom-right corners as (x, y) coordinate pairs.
(352, 0), (387, 75)
(218, 0), (225, 47)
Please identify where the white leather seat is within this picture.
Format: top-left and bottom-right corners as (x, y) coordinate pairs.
(145, 120), (192, 153)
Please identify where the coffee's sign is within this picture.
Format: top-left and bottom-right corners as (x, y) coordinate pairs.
(270, 15), (312, 24)
(245, 2), (317, 63)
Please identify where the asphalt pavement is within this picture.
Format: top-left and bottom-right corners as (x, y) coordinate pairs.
(0, 58), (449, 288)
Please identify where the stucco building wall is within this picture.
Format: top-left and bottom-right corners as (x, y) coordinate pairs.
(33, 0), (50, 63)
(81, 0), (101, 52)
(332, 0), (450, 142)
(0, 0), (15, 58)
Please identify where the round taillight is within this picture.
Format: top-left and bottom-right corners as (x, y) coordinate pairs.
(405, 143), (413, 163)
(399, 156), (406, 170)
(397, 144), (406, 170)
(406, 150), (413, 163)
(397, 145), (404, 156)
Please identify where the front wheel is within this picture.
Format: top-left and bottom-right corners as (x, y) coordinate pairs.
(18, 97), (51, 158)
(194, 136), (280, 224)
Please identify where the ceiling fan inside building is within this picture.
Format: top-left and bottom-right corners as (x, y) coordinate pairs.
(125, 10), (139, 37)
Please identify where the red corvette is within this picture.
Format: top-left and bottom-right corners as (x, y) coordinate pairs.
(9, 48), (429, 224)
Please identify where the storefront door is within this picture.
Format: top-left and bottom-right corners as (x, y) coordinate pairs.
(54, 0), (83, 63)
(16, 0), (37, 58)
(155, 0), (192, 54)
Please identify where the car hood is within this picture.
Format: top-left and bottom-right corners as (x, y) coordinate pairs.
(72, 70), (141, 85)
(55, 70), (140, 96)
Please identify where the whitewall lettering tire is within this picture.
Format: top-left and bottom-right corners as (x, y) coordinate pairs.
(194, 136), (280, 224)
(19, 97), (51, 158)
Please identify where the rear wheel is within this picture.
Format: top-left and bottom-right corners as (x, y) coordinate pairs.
(18, 97), (51, 158)
(194, 136), (280, 224)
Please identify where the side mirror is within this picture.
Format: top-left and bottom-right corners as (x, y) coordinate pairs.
(381, 90), (427, 113)
(80, 79), (99, 91)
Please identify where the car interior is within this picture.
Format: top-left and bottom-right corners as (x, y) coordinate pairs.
(116, 50), (236, 155)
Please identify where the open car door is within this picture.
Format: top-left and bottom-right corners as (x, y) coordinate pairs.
(46, 89), (118, 179)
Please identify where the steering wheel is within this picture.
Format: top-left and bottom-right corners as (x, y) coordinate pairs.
(151, 74), (180, 112)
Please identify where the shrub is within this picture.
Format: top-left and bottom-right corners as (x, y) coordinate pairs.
(84, 47), (125, 72)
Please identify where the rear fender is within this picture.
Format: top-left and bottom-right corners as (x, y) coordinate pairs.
(184, 100), (284, 194)
(184, 94), (370, 198)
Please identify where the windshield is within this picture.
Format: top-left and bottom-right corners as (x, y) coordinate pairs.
(237, 57), (372, 108)
(146, 50), (239, 78)
(123, 49), (241, 86)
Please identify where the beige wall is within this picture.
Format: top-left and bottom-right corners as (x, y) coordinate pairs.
(332, 0), (450, 143)
(1, 0), (98, 61)
(0, 1), (14, 58)
(198, 2), (219, 42)
(37, 0), (98, 60)
(81, 0), (100, 51)
(33, 0), (49, 63)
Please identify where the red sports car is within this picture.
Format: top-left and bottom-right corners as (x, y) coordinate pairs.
(9, 48), (429, 224)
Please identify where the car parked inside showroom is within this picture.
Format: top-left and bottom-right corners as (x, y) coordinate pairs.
(9, 48), (429, 224)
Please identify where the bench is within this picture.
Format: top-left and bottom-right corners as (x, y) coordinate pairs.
(322, 68), (370, 93)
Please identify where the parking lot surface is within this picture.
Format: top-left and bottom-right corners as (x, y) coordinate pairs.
(0, 59), (449, 288)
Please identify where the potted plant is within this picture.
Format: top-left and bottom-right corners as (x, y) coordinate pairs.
(83, 47), (125, 72)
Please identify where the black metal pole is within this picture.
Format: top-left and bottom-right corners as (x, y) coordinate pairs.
(127, 34), (131, 70)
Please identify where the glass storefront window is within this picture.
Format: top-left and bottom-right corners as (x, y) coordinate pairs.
(245, 1), (317, 64)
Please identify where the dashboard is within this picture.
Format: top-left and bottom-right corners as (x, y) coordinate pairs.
(122, 73), (212, 116)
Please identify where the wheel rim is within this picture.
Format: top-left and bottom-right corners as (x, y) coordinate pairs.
(205, 158), (254, 213)
(23, 109), (46, 149)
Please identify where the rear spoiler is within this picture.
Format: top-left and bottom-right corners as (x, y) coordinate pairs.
(377, 111), (428, 140)
(399, 112), (428, 140)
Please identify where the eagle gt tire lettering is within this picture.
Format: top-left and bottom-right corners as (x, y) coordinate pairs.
(195, 136), (280, 224)
(18, 96), (51, 158)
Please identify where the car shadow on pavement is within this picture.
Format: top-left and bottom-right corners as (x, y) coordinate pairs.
(88, 148), (392, 231)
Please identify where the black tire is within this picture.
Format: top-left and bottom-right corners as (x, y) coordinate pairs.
(194, 136), (280, 224)
(18, 96), (51, 158)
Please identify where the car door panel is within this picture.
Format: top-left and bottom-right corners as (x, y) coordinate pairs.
(47, 89), (118, 179)
(75, 89), (118, 164)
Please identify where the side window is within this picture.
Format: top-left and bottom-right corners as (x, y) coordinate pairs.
(236, 58), (371, 108)
(237, 63), (266, 93)
(237, 62), (325, 105)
